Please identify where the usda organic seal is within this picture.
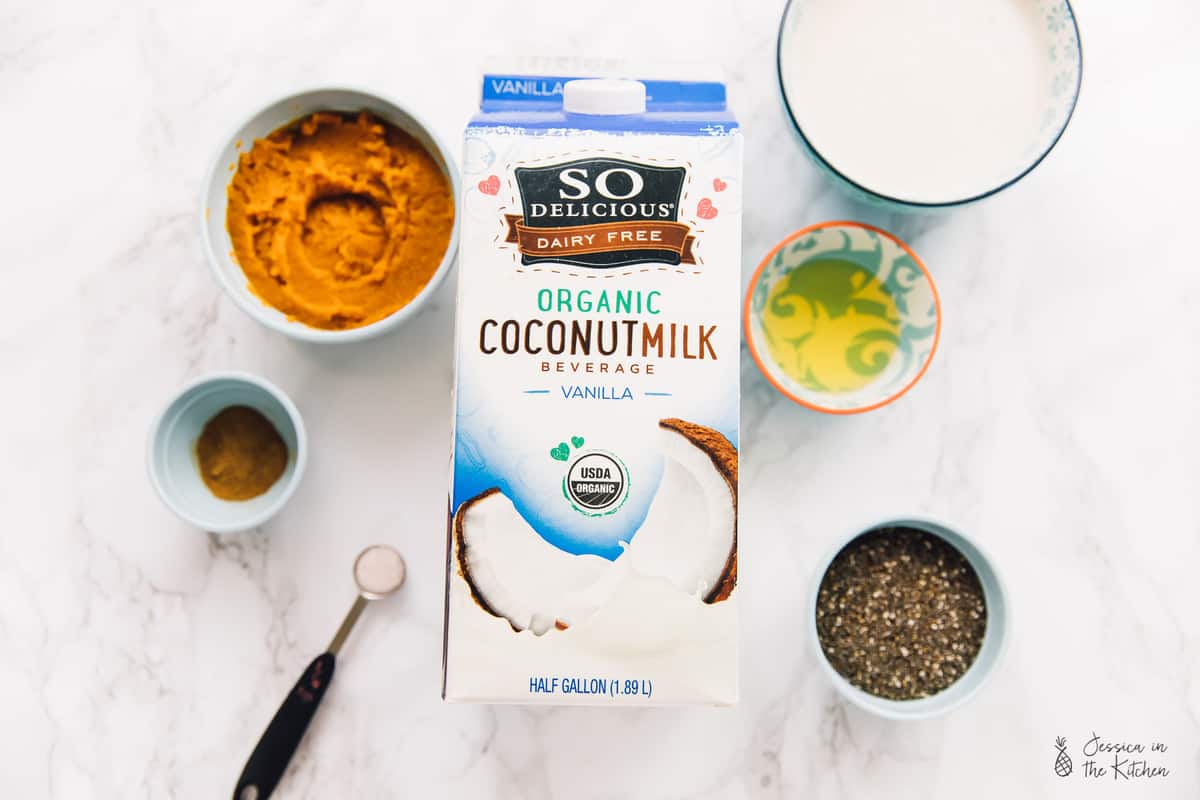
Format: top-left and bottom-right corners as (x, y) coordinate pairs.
(564, 450), (629, 516)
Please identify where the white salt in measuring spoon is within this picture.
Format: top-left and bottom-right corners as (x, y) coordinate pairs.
(232, 545), (407, 800)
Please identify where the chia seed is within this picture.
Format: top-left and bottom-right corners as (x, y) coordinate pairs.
(815, 526), (987, 700)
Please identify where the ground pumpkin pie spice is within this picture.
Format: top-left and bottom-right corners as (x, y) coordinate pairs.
(815, 526), (987, 700)
(226, 111), (454, 330)
(195, 405), (288, 501)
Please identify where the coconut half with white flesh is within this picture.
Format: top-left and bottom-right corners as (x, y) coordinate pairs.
(626, 418), (738, 603)
(453, 418), (738, 634)
(454, 488), (610, 634)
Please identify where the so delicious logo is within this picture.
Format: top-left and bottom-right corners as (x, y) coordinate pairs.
(504, 157), (695, 269)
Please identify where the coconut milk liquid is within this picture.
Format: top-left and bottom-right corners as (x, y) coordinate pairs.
(444, 74), (741, 705)
(779, 0), (1056, 203)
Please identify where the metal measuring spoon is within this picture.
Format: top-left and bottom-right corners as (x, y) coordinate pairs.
(232, 545), (407, 800)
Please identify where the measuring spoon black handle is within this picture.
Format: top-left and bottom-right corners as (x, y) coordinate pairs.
(232, 652), (336, 800)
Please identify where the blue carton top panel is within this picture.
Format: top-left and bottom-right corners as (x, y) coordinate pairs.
(470, 74), (738, 135)
(481, 75), (727, 109)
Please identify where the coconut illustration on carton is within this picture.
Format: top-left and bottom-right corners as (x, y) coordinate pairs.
(454, 418), (737, 635)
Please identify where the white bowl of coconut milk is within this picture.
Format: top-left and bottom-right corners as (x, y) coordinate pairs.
(777, 0), (1082, 208)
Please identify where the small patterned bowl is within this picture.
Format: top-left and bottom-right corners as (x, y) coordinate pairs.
(744, 221), (940, 414)
(808, 516), (1010, 720)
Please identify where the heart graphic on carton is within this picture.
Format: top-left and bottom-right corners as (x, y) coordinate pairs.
(479, 175), (500, 195)
(697, 198), (719, 219)
(713, 178), (727, 192)
(571, 436), (585, 449)
(550, 442), (570, 461)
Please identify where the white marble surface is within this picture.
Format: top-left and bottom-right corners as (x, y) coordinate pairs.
(3, 0), (1199, 797)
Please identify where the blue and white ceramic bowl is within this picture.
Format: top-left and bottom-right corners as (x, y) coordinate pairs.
(809, 516), (1010, 720)
(744, 222), (940, 414)
(777, 0), (1082, 209)
(147, 373), (307, 533)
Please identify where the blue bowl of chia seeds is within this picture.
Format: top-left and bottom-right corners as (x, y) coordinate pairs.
(808, 515), (1009, 719)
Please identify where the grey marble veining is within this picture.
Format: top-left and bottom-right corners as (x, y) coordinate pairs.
(1, 0), (1198, 797)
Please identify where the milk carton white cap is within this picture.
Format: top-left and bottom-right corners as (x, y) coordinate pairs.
(563, 79), (646, 115)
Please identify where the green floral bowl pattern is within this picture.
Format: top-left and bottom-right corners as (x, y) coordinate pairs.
(744, 222), (940, 414)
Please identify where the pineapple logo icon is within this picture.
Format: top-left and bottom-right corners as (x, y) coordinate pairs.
(1054, 736), (1073, 777)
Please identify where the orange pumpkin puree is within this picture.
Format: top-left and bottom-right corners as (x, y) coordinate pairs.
(226, 111), (454, 330)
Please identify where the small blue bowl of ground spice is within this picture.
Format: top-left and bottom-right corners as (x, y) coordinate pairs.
(809, 516), (1009, 720)
(147, 372), (307, 534)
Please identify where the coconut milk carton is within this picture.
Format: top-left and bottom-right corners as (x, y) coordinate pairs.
(444, 73), (740, 705)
